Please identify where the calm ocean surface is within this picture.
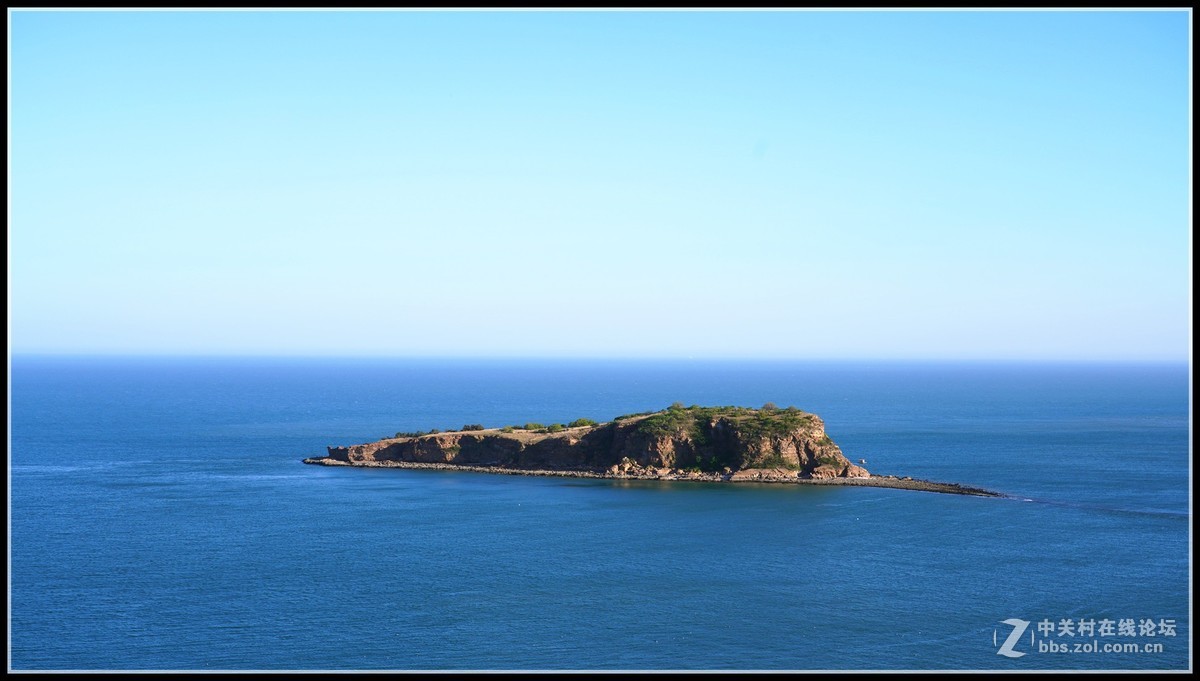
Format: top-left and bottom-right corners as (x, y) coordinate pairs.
(9, 357), (1191, 670)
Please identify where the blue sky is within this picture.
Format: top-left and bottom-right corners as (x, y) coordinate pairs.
(8, 10), (1191, 359)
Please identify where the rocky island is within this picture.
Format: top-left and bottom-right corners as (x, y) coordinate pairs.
(303, 404), (1001, 497)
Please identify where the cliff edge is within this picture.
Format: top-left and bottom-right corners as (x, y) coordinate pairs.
(306, 404), (869, 481)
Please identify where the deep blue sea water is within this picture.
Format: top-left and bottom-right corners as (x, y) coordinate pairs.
(9, 357), (1191, 670)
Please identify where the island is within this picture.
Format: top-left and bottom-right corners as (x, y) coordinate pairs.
(303, 404), (1002, 497)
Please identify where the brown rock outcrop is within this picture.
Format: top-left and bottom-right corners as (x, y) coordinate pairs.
(316, 405), (871, 480)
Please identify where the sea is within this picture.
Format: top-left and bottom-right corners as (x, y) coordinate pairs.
(8, 357), (1191, 671)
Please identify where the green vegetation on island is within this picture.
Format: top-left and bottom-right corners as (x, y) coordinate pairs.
(317, 403), (1002, 497)
(633, 402), (815, 440)
(377, 403), (835, 474)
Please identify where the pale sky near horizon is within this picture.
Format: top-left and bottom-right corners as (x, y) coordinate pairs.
(9, 10), (1191, 360)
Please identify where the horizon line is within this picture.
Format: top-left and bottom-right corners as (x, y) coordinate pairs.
(6, 352), (1190, 365)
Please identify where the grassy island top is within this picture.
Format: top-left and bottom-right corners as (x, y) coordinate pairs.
(389, 403), (824, 442)
(615, 403), (821, 439)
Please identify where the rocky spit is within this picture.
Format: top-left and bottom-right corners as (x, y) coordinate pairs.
(303, 458), (1001, 497)
(303, 405), (1003, 498)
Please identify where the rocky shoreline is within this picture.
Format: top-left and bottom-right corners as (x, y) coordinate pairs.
(301, 457), (1003, 497)
(303, 405), (1004, 498)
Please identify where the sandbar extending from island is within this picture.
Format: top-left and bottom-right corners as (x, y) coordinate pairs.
(303, 404), (1003, 498)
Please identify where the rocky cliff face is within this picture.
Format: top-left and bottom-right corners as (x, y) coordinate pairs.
(322, 405), (869, 479)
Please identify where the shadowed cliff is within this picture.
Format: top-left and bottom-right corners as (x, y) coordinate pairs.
(312, 404), (871, 480)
